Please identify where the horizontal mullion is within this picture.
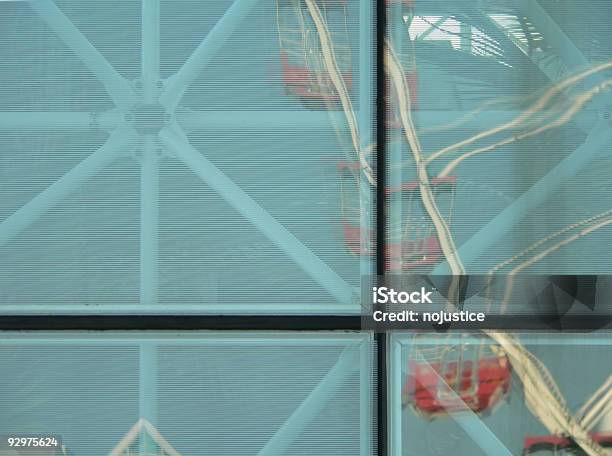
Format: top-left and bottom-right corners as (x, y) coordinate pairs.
(0, 315), (364, 331)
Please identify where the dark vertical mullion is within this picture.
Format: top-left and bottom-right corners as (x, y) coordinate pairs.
(375, 0), (388, 453)
(376, 0), (387, 279)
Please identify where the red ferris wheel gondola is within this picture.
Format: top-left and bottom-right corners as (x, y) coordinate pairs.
(402, 334), (512, 419)
(276, 0), (418, 114)
(338, 161), (456, 272)
(276, 0), (352, 109)
(522, 433), (612, 455)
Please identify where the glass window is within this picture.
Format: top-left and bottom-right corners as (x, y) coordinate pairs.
(385, 0), (612, 278)
(2, 1), (612, 455)
(0, 0), (375, 314)
(0, 331), (376, 455)
(389, 332), (612, 456)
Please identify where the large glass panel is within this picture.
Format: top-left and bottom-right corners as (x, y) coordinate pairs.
(0, 0), (375, 314)
(0, 331), (376, 455)
(385, 0), (612, 291)
(390, 331), (612, 456)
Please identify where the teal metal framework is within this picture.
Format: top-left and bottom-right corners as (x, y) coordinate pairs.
(0, 331), (376, 455)
(0, 0), (374, 313)
(1, 0), (611, 454)
(0, 2), (375, 450)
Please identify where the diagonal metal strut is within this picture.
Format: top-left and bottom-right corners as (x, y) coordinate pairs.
(0, 127), (137, 248)
(29, 0), (135, 108)
(159, 125), (355, 305)
(160, 0), (261, 107)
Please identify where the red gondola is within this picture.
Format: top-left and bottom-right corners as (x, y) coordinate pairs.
(276, 0), (417, 110)
(338, 161), (456, 271)
(276, 0), (352, 108)
(402, 336), (511, 419)
(523, 433), (612, 455)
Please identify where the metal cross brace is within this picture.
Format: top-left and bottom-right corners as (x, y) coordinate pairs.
(0, 0), (356, 307)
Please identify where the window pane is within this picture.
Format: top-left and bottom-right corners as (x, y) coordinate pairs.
(0, 0), (374, 314)
(385, 0), (612, 278)
(0, 331), (376, 455)
(390, 331), (612, 456)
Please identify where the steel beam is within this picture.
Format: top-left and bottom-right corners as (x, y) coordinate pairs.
(434, 120), (612, 273)
(160, 0), (261, 108)
(2, 332), (609, 346)
(139, 343), (158, 455)
(29, 0), (134, 108)
(0, 332), (368, 345)
(178, 109), (337, 132)
(177, 109), (523, 132)
(0, 109), (528, 133)
(140, 136), (160, 307)
(142, 0), (161, 103)
(256, 345), (361, 456)
(140, 0), (161, 307)
(389, 336), (403, 454)
(359, 338), (374, 456)
(359, 0), (375, 278)
(0, 111), (121, 131)
(159, 125), (355, 305)
(0, 127), (137, 248)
